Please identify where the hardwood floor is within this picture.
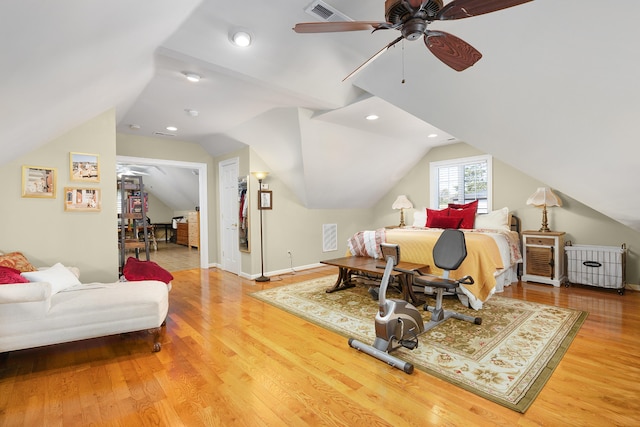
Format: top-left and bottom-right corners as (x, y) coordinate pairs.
(1, 268), (639, 426)
(125, 241), (201, 272)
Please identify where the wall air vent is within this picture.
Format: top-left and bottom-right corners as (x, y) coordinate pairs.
(305, 0), (352, 22)
(322, 223), (338, 252)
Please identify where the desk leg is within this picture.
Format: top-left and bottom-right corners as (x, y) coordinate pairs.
(326, 267), (356, 293)
(400, 274), (424, 305)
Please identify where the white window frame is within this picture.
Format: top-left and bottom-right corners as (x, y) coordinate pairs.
(429, 154), (493, 214)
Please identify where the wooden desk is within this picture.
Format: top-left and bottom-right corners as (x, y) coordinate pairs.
(153, 223), (172, 243)
(320, 256), (427, 305)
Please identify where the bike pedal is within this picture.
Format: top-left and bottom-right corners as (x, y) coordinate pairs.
(400, 340), (418, 350)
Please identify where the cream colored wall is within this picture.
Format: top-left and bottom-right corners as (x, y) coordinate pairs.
(254, 172), (374, 275)
(145, 192), (174, 223)
(6, 118), (634, 286)
(0, 110), (119, 282)
(116, 133), (217, 266)
(215, 147), (375, 278)
(372, 142), (640, 286)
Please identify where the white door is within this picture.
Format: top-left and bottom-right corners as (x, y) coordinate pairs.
(219, 158), (240, 274)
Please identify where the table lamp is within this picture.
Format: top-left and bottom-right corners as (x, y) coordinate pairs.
(526, 187), (562, 232)
(392, 195), (413, 227)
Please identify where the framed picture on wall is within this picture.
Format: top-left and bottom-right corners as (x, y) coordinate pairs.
(70, 152), (100, 182)
(21, 165), (57, 198)
(64, 187), (101, 212)
(258, 190), (272, 210)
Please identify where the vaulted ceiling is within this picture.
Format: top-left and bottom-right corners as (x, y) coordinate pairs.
(2, 1), (639, 230)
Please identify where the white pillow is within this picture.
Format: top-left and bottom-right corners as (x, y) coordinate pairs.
(412, 208), (427, 227)
(21, 262), (81, 295)
(474, 207), (510, 231)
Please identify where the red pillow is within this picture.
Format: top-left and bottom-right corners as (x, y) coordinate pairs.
(448, 208), (476, 229)
(429, 216), (463, 229)
(448, 200), (478, 229)
(0, 266), (30, 284)
(426, 208), (450, 228)
(448, 200), (479, 210)
(123, 257), (173, 284)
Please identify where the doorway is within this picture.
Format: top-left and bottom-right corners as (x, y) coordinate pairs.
(116, 155), (209, 269)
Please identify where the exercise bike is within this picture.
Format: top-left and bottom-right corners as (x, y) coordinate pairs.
(348, 244), (424, 374)
(349, 232), (480, 374)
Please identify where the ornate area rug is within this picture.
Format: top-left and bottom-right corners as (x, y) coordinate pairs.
(251, 276), (587, 413)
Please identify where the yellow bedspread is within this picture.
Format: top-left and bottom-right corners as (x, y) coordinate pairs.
(385, 229), (504, 302)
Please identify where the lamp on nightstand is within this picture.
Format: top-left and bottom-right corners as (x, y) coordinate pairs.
(526, 187), (562, 232)
(392, 195), (413, 227)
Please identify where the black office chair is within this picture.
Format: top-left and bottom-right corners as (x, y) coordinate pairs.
(413, 229), (482, 331)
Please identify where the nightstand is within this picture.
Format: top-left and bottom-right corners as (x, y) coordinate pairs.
(521, 230), (566, 287)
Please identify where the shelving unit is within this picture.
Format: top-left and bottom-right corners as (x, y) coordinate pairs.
(118, 175), (150, 272)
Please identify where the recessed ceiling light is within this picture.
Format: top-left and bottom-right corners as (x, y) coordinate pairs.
(365, 114), (379, 121)
(182, 72), (201, 82)
(185, 109), (199, 117)
(231, 30), (252, 47)
(166, 126), (178, 132)
(428, 133), (438, 138)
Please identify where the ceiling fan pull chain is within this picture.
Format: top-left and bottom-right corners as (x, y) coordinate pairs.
(401, 39), (406, 84)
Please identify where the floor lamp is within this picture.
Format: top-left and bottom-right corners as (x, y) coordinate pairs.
(252, 171), (270, 282)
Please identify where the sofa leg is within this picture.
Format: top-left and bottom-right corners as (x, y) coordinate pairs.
(149, 327), (162, 352)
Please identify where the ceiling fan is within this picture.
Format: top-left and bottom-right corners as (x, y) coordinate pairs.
(294, 0), (533, 79)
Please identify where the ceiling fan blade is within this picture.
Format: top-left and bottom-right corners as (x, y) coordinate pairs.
(343, 36), (404, 81)
(437, 0), (533, 20)
(424, 31), (482, 71)
(293, 21), (387, 33)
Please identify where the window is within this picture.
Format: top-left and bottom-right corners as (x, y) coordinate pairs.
(430, 155), (492, 214)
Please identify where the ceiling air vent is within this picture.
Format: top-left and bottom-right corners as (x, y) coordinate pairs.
(305, 0), (352, 22)
(154, 131), (176, 137)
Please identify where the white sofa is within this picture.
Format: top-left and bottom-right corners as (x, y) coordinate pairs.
(0, 265), (169, 353)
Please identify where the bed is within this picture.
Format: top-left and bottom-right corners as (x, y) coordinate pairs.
(346, 206), (522, 310)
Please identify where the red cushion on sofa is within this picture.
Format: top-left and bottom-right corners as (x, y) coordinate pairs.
(429, 216), (463, 229)
(0, 266), (30, 284)
(123, 257), (173, 284)
(426, 208), (449, 228)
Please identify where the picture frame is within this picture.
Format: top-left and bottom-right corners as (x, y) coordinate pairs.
(70, 152), (100, 182)
(22, 165), (57, 198)
(64, 187), (101, 212)
(258, 190), (272, 210)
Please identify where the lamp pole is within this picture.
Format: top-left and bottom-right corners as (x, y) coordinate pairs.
(252, 172), (270, 282)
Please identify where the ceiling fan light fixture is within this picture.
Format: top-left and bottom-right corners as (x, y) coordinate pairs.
(182, 72), (201, 83)
(231, 30), (252, 47)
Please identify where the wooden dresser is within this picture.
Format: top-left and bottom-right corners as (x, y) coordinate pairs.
(176, 222), (189, 246)
(175, 211), (200, 249)
(188, 211), (200, 249)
